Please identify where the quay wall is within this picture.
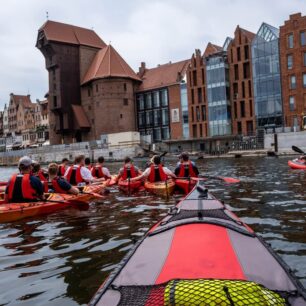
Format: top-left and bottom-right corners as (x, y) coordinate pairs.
(0, 144), (145, 166)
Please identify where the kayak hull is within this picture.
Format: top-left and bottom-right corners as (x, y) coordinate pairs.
(118, 179), (142, 193)
(175, 178), (197, 194)
(144, 180), (175, 197)
(288, 159), (306, 170)
(90, 184), (306, 306)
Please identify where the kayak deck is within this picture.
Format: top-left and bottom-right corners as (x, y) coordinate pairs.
(144, 180), (175, 197)
(288, 159), (306, 170)
(90, 183), (306, 306)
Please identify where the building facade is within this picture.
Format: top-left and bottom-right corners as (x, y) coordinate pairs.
(252, 23), (283, 130)
(280, 13), (306, 130)
(228, 26), (256, 136)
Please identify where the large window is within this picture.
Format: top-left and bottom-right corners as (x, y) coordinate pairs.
(287, 55), (293, 69)
(161, 108), (169, 125)
(303, 73), (306, 88)
(290, 75), (296, 89)
(301, 31), (306, 46)
(137, 95), (144, 110)
(289, 96), (295, 111)
(153, 91), (160, 107)
(288, 33), (294, 48)
(145, 93), (152, 109)
(160, 89), (168, 106)
(240, 101), (245, 118)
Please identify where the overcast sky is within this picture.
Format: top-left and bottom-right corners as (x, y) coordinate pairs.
(0, 0), (305, 107)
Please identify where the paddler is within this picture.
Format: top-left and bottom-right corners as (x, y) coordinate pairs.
(5, 156), (45, 203)
(85, 157), (92, 170)
(91, 156), (111, 180)
(46, 163), (79, 195)
(31, 161), (49, 182)
(175, 152), (199, 178)
(57, 158), (69, 177)
(117, 157), (142, 181)
(130, 155), (176, 182)
(64, 155), (104, 185)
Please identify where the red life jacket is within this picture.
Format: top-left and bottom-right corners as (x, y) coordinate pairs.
(122, 165), (137, 180)
(36, 170), (48, 182)
(91, 165), (108, 179)
(44, 177), (68, 194)
(57, 165), (66, 177)
(178, 161), (198, 178)
(66, 166), (84, 185)
(148, 165), (168, 183)
(7, 174), (39, 202)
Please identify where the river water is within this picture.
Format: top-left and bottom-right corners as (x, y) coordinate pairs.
(0, 156), (305, 305)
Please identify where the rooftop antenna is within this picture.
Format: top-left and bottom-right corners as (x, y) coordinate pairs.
(46, 11), (49, 20)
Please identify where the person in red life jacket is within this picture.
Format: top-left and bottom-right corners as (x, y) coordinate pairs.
(5, 156), (44, 203)
(32, 162), (49, 182)
(57, 158), (69, 177)
(45, 163), (79, 195)
(64, 155), (104, 185)
(130, 155), (176, 183)
(85, 157), (92, 171)
(174, 152), (199, 178)
(91, 156), (111, 180)
(117, 157), (142, 181)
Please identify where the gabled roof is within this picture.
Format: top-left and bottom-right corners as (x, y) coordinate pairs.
(11, 94), (34, 109)
(204, 43), (223, 57)
(38, 20), (106, 49)
(82, 44), (141, 84)
(256, 22), (279, 42)
(240, 27), (256, 41)
(138, 59), (189, 92)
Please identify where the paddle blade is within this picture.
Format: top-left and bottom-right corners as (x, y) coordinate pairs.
(219, 176), (240, 183)
(292, 146), (305, 155)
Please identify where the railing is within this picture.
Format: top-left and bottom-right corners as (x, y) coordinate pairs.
(229, 135), (264, 151)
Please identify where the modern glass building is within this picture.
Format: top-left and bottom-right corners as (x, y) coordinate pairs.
(251, 23), (283, 128)
(180, 82), (189, 138)
(205, 48), (232, 137)
(136, 89), (170, 142)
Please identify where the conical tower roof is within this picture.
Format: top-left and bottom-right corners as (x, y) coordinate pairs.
(82, 44), (141, 84)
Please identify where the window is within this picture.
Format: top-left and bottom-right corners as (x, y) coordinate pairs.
(161, 108), (169, 125)
(196, 106), (200, 121)
(303, 73), (306, 87)
(193, 70), (197, 86)
(96, 84), (99, 92)
(192, 124), (197, 138)
(233, 83), (238, 98)
(160, 90), (168, 106)
(234, 102), (237, 119)
(197, 88), (202, 103)
(301, 31), (306, 46)
(290, 75), (296, 89)
(123, 83), (127, 91)
(237, 47), (241, 61)
(199, 123), (203, 137)
(242, 81), (245, 98)
(289, 96), (295, 111)
(240, 101), (245, 118)
(237, 122), (242, 134)
(304, 52), (306, 66)
(123, 98), (128, 105)
(287, 55), (293, 69)
(248, 80), (252, 97)
(247, 121), (253, 135)
(53, 96), (57, 108)
(230, 49), (233, 63)
(153, 91), (160, 107)
(244, 45), (249, 60)
(137, 95), (144, 110)
(288, 33), (294, 48)
(191, 89), (195, 104)
(201, 69), (205, 84)
(120, 114), (123, 119)
(191, 107), (194, 121)
(243, 62), (250, 79)
(234, 64), (239, 80)
(88, 88), (91, 97)
(145, 93), (152, 109)
(249, 100), (253, 117)
(201, 105), (206, 121)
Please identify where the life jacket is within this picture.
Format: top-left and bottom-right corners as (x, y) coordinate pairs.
(122, 165), (137, 180)
(7, 174), (39, 202)
(148, 165), (168, 183)
(178, 161), (198, 178)
(66, 166), (84, 185)
(85, 165), (92, 171)
(57, 165), (66, 177)
(35, 170), (48, 182)
(91, 165), (108, 179)
(44, 177), (68, 194)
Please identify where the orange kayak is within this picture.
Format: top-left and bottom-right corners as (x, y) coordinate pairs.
(144, 180), (175, 197)
(175, 178), (197, 194)
(118, 179), (143, 194)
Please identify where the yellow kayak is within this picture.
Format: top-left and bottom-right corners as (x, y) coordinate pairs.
(144, 180), (175, 197)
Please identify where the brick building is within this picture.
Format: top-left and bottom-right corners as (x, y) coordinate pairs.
(228, 26), (256, 136)
(135, 60), (189, 144)
(36, 20), (140, 145)
(280, 13), (306, 130)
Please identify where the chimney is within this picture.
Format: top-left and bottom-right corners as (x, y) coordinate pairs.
(138, 62), (146, 78)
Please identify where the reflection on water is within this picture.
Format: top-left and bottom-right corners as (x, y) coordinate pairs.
(0, 156), (305, 305)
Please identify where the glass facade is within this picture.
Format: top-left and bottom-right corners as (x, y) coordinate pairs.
(252, 23), (283, 128)
(180, 83), (189, 138)
(205, 53), (232, 137)
(136, 88), (170, 142)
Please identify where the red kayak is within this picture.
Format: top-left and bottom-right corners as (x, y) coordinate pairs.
(118, 179), (142, 194)
(175, 178), (197, 194)
(288, 159), (306, 170)
(89, 183), (306, 306)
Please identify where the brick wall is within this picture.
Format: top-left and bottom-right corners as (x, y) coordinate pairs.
(168, 84), (183, 139)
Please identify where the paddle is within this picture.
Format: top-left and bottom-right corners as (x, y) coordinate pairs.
(176, 176), (240, 184)
(292, 145), (305, 155)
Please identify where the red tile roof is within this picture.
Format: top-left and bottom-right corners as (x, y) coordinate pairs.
(82, 44), (141, 84)
(138, 60), (189, 91)
(71, 105), (90, 129)
(204, 43), (223, 57)
(39, 20), (106, 49)
(11, 94), (34, 109)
